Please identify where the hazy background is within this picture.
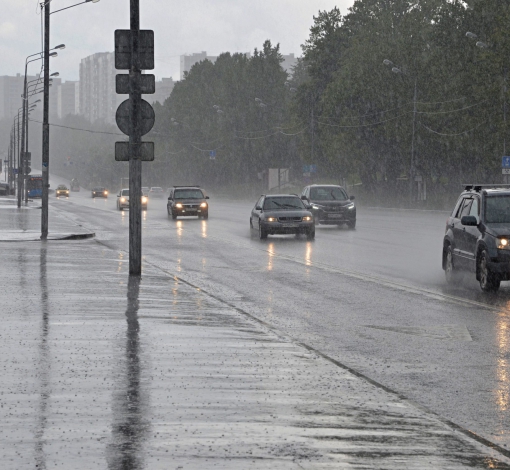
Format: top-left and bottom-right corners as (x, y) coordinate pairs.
(0, 0), (355, 81)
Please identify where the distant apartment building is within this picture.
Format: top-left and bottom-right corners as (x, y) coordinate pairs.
(179, 51), (299, 80)
(79, 52), (118, 124)
(150, 77), (175, 105)
(57, 81), (79, 118)
(0, 73), (42, 121)
(281, 53), (298, 75)
(180, 52), (218, 79)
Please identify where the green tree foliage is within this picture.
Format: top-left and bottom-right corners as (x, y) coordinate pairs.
(295, 0), (510, 204)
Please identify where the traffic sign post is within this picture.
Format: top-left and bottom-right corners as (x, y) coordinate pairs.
(114, 0), (155, 276)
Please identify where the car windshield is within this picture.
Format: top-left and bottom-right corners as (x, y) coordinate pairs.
(151, 187), (163, 191)
(485, 196), (510, 224)
(93, 187), (105, 191)
(174, 189), (204, 199)
(310, 186), (348, 201)
(263, 197), (305, 210)
(58, 186), (67, 190)
(121, 189), (129, 196)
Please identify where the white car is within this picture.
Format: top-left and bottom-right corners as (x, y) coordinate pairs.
(116, 188), (148, 211)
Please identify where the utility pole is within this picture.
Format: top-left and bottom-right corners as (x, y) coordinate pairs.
(114, 0), (155, 275)
(410, 78), (417, 204)
(41, 1), (50, 239)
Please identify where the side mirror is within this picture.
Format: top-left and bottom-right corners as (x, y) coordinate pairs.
(300, 195), (307, 201)
(461, 215), (478, 226)
(167, 197), (172, 200)
(205, 196), (210, 199)
(305, 204), (312, 210)
(255, 206), (262, 211)
(349, 195), (355, 200)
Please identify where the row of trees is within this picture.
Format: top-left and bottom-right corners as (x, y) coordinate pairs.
(7, 0), (509, 205)
(148, 0), (510, 204)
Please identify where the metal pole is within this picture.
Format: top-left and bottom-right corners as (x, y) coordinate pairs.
(410, 78), (417, 204)
(41, 1), (50, 239)
(504, 68), (507, 184)
(17, 116), (21, 205)
(19, 68), (28, 208)
(25, 103), (30, 204)
(129, 0), (142, 275)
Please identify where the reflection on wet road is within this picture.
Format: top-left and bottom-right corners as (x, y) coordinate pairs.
(1, 236), (510, 467)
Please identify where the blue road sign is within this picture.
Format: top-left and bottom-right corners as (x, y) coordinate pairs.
(209, 150), (216, 160)
(503, 156), (510, 168)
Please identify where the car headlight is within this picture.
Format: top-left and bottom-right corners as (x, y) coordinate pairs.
(347, 202), (355, 209)
(142, 196), (148, 203)
(303, 216), (313, 221)
(104, 191), (108, 195)
(200, 202), (208, 208)
(120, 197), (126, 203)
(498, 238), (510, 250)
(175, 203), (183, 208)
(267, 217), (277, 222)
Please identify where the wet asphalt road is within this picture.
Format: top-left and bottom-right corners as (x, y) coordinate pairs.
(49, 187), (510, 454)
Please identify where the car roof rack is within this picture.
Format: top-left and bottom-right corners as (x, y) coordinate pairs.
(464, 184), (510, 192)
(173, 185), (200, 188)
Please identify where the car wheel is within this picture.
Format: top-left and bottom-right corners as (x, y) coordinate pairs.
(444, 245), (456, 284)
(306, 229), (315, 241)
(347, 219), (356, 230)
(258, 223), (267, 240)
(478, 249), (501, 292)
(202, 212), (208, 220)
(250, 218), (253, 229)
(171, 212), (177, 220)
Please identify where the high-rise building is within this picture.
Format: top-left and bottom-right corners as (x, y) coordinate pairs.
(79, 52), (119, 124)
(0, 73), (40, 121)
(57, 81), (78, 119)
(179, 51), (299, 80)
(281, 53), (298, 75)
(150, 77), (175, 105)
(180, 52), (218, 80)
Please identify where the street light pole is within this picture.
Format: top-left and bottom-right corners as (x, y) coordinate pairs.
(41, 0), (50, 239)
(129, 0), (142, 275)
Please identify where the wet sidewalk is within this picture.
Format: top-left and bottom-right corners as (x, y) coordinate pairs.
(0, 196), (94, 241)
(0, 207), (509, 469)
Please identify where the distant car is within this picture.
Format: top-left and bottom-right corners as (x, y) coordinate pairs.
(301, 184), (356, 229)
(250, 194), (315, 240)
(443, 184), (510, 292)
(70, 179), (80, 192)
(56, 184), (69, 197)
(149, 187), (165, 198)
(91, 187), (108, 198)
(142, 187), (149, 196)
(116, 188), (148, 211)
(167, 186), (209, 219)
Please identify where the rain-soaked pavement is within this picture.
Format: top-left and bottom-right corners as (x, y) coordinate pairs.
(1, 190), (510, 468)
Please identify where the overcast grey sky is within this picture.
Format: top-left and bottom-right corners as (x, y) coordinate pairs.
(1, 0), (355, 82)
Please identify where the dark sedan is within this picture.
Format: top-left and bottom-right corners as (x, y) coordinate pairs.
(91, 187), (108, 198)
(301, 184), (356, 229)
(250, 194), (315, 240)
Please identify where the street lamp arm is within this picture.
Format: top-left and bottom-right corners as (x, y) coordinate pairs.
(50, 0), (100, 15)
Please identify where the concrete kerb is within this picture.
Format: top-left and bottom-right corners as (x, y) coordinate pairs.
(0, 197), (95, 241)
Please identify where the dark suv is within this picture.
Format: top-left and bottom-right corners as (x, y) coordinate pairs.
(301, 184), (356, 229)
(167, 186), (209, 219)
(443, 185), (510, 292)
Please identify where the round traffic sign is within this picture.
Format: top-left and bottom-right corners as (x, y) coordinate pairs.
(115, 99), (155, 137)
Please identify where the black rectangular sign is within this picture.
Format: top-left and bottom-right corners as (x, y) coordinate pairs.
(116, 74), (155, 94)
(115, 30), (154, 70)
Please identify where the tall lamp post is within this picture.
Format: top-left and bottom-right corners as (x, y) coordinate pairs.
(41, 0), (100, 240)
(383, 59), (418, 204)
(20, 50), (61, 207)
(466, 32), (507, 182)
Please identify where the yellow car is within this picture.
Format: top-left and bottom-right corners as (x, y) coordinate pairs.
(56, 184), (69, 197)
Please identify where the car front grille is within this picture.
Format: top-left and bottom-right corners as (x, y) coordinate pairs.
(278, 216), (302, 222)
(323, 206), (344, 212)
(182, 204), (199, 209)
